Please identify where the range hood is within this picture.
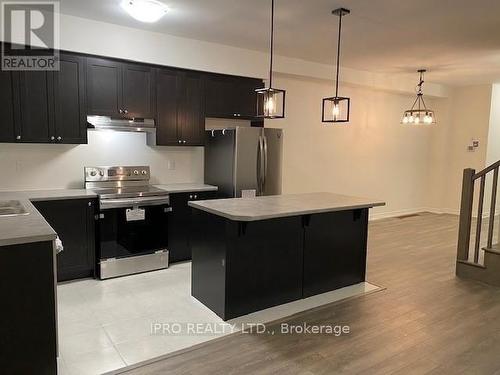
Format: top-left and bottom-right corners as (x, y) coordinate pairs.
(87, 116), (156, 133)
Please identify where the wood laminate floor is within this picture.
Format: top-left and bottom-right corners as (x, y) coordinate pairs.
(121, 212), (500, 375)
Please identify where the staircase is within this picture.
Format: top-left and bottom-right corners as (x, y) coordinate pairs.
(456, 161), (500, 286)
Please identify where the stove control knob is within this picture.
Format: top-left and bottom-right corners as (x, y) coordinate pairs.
(133, 170), (139, 175)
(141, 170), (147, 175)
(90, 170), (97, 177)
(99, 170), (105, 177)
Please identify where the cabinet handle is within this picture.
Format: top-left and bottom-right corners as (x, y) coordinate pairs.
(57, 136), (62, 141)
(119, 109), (123, 114)
(194, 194), (198, 199)
(183, 140), (187, 144)
(124, 109), (129, 114)
(16, 135), (21, 140)
(50, 136), (55, 141)
(178, 140), (182, 144)
(189, 195), (193, 199)
(88, 201), (92, 207)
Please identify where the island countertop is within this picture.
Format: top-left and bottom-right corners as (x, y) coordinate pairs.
(188, 192), (385, 221)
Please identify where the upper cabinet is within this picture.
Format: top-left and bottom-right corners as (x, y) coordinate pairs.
(155, 68), (205, 146)
(122, 63), (155, 118)
(86, 58), (155, 118)
(53, 54), (87, 144)
(86, 58), (121, 117)
(15, 70), (54, 143)
(205, 74), (263, 119)
(0, 52), (87, 144)
(0, 43), (264, 146)
(0, 71), (18, 142)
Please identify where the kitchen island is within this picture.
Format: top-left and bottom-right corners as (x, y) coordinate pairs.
(189, 192), (385, 320)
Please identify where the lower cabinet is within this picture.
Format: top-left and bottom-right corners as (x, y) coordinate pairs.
(33, 198), (97, 282)
(168, 191), (217, 263)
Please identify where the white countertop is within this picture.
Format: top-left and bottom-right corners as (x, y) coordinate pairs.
(0, 184), (217, 247)
(188, 192), (385, 222)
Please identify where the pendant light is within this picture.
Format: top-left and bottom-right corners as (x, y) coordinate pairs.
(322, 8), (350, 123)
(401, 69), (436, 125)
(256, 0), (285, 119)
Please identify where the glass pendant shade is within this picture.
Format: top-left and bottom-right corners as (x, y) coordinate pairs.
(322, 8), (350, 124)
(257, 0), (286, 119)
(401, 69), (436, 125)
(322, 96), (350, 122)
(256, 88), (285, 118)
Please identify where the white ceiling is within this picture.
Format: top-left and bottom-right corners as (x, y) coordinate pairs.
(59, 0), (500, 86)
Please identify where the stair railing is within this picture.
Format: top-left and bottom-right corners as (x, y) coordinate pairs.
(457, 161), (500, 264)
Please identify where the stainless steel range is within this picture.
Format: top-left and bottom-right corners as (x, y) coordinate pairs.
(85, 166), (170, 279)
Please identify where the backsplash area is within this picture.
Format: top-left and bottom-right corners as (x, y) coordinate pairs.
(0, 131), (204, 191)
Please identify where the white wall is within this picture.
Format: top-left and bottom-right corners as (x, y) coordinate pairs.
(487, 84), (500, 165)
(271, 74), (443, 218)
(0, 132), (204, 191)
(428, 85), (492, 214)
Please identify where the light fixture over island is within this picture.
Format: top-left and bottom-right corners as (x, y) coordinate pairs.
(188, 192), (385, 320)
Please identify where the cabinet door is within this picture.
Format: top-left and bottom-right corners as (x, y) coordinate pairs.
(14, 70), (54, 143)
(33, 199), (96, 282)
(234, 78), (262, 118)
(53, 54), (87, 144)
(303, 210), (368, 297)
(0, 71), (16, 142)
(86, 57), (122, 116)
(156, 68), (180, 145)
(204, 74), (235, 118)
(168, 191), (216, 262)
(122, 63), (155, 118)
(180, 72), (205, 146)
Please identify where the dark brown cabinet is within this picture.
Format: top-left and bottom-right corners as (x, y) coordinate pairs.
(180, 72), (205, 145)
(87, 57), (155, 118)
(155, 69), (205, 146)
(0, 53), (87, 144)
(168, 191), (217, 262)
(33, 198), (97, 282)
(53, 54), (87, 144)
(0, 44), (264, 146)
(86, 57), (121, 117)
(155, 68), (180, 145)
(205, 74), (262, 119)
(14, 70), (54, 143)
(0, 71), (17, 142)
(122, 63), (155, 118)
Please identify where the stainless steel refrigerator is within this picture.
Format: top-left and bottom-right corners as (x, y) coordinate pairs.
(204, 127), (283, 198)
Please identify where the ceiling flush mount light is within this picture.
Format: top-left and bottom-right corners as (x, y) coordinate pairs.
(120, 0), (169, 23)
(401, 69), (436, 125)
(322, 8), (350, 123)
(256, 0), (285, 119)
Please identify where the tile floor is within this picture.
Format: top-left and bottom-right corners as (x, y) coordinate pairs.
(57, 261), (381, 374)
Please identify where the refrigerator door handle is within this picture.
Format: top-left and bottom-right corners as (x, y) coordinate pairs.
(256, 135), (263, 195)
(262, 135), (268, 189)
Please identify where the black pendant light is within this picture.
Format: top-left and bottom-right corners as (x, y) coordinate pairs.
(322, 8), (350, 123)
(256, 0), (285, 119)
(401, 69), (436, 125)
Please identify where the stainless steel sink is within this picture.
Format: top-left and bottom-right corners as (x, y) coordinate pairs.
(0, 200), (30, 217)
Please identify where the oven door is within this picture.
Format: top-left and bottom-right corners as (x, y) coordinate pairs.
(98, 203), (170, 260)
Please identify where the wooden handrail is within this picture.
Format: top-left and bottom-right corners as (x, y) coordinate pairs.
(474, 160), (500, 179)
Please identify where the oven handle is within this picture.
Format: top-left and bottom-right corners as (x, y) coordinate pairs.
(100, 196), (170, 210)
